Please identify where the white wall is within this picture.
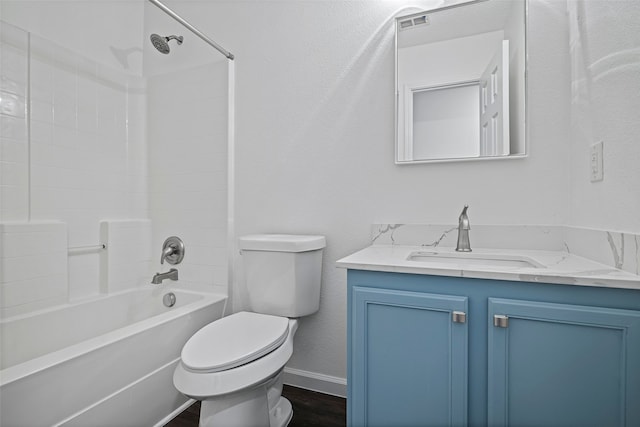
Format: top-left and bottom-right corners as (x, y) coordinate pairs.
(154, 0), (570, 385)
(0, 0), (145, 75)
(566, 0), (640, 233)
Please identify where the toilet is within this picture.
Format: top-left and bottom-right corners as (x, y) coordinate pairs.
(173, 234), (326, 427)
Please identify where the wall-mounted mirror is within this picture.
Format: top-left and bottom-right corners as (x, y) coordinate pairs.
(395, 0), (527, 164)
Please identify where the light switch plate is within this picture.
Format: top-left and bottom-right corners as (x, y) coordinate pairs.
(590, 141), (604, 182)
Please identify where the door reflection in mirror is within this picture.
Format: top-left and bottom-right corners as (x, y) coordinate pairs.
(395, 0), (526, 164)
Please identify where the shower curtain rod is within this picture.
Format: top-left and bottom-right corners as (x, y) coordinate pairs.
(147, 0), (234, 60)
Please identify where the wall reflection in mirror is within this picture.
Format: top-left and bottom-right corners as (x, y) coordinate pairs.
(395, 0), (527, 164)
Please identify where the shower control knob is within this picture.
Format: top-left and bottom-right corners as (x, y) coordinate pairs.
(161, 236), (185, 265)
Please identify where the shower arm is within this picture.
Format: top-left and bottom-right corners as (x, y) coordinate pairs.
(147, 0), (234, 60)
(165, 35), (183, 45)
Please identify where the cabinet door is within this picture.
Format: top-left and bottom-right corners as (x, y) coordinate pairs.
(488, 298), (640, 427)
(350, 286), (468, 427)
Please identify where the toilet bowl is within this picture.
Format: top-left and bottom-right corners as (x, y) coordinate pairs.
(174, 312), (298, 426)
(173, 234), (325, 427)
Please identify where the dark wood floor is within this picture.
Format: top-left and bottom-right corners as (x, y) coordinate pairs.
(165, 385), (346, 427)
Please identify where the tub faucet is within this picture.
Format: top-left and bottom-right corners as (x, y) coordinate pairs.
(456, 205), (472, 252)
(151, 268), (179, 284)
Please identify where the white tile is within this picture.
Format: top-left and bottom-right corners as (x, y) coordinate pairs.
(148, 62), (227, 102)
(1, 221), (64, 231)
(30, 120), (54, 144)
(0, 46), (27, 97)
(76, 56), (97, 83)
(52, 126), (79, 148)
(0, 160), (29, 187)
(0, 185), (28, 220)
(53, 102), (77, 129)
(0, 221), (66, 234)
(77, 74), (97, 107)
(0, 228), (66, 258)
(128, 193), (149, 218)
(0, 22), (29, 53)
(0, 115), (27, 140)
(67, 253), (101, 300)
(0, 137), (28, 163)
(30, 99), (54, 124)
(0, 91), (26, 118)
(104, 263), (139, 291)
(1, 251), (67, 283)
(149, 171), (226, 194)
(187, 245), (228, 266)
(0, 273), (67, 308)
(30, 57), (55, 104)
(152, 190), (224, 214)
(53, 66), (77, 107)
(77, 107), (97, 133)
(127, 173), (147, 194)
(31, 164), (74, 190)
(101, 219), (152, 293)
(31, 141), (68, 168)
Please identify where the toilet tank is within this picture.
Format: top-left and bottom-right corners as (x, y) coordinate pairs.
(239, 234), (326, 317)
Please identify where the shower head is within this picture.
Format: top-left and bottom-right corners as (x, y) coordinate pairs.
(150, 33), (183, 54)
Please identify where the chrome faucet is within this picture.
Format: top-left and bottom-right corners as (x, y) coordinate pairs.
(151, 268), (179, 284)
(456, 205), (472, 252)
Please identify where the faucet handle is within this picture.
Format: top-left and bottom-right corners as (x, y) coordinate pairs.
(160, 236), (185, 265)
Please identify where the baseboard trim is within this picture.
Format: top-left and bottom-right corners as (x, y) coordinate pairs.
(283, 367), (347, 398)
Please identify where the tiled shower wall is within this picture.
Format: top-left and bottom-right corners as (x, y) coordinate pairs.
(1, 21), (149, 307)
(0, 22), (28, 221)
(1, 20), (229, 313)
(147, 62), (229, 295)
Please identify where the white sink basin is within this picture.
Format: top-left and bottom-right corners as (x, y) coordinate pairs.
(407, 251), (544, 269)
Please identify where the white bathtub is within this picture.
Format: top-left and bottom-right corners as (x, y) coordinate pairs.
(0, 285), (226, 426)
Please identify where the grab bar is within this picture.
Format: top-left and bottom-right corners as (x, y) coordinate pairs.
(68, 244), (107, 255)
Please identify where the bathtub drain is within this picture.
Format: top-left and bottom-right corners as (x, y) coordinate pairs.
(163, 292), (176, 307)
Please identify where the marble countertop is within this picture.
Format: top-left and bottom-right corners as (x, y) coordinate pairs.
(336, 245), (640, 290)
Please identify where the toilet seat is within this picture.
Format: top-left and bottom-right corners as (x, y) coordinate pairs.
(181, 311), (289, 373)
(174, 318), (298, 400)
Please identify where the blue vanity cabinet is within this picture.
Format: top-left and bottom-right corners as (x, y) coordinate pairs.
(488, 298), (640, 427)
(346, 269), (640, 427)
(349, 286), (469, 427)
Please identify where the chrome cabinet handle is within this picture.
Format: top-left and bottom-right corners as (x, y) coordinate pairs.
(493, 315), (509, 328)
(452, 311), (467, 324)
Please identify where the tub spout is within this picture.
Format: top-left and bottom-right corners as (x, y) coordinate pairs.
(151, 268), (179, 284)
(456, 205), (471, 252)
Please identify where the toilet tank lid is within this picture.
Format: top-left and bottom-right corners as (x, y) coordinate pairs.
(239, 234), (326, 252)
